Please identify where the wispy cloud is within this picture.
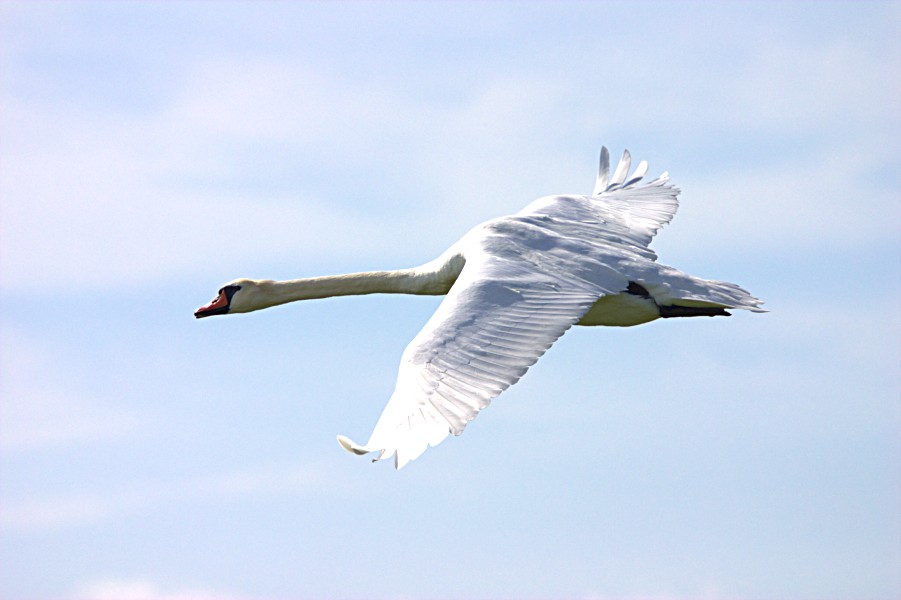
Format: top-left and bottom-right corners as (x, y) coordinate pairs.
(1, 461), (324, 533)
(0, 329), (143, 450)
(1, 5), (899, 600)
(661, 145), (901, 257)
(582, 591), (738, 600)
(0, 52), (570, 292)
(71, 579), (252, 600)
(4, 18), (898, 293)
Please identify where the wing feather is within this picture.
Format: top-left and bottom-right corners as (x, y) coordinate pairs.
(592, 146), (611, 196)
(335, 147), (755, 469)
(609, 149), (632, 187)
(338, 219), (629, 468)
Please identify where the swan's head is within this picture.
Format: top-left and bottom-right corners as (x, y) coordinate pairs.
(194, 279), (270, 318)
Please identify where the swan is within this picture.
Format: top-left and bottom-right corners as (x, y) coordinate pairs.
(195, 147), (764, 469)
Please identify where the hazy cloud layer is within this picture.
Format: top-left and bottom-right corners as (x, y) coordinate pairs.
(2, 3), (899, 600)
(3, 6), (898, 292)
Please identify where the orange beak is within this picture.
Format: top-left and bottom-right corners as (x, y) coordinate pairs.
(194, 290), (229, 318)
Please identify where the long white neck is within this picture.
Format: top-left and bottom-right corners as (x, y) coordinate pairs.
(242, 251), (466, 312)
(266, 269), (441, 302)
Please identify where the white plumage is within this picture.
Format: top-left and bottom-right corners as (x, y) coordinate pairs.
(196, 147), (764, 469)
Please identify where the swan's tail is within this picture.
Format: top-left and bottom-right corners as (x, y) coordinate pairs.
(639, 264), (766, 313)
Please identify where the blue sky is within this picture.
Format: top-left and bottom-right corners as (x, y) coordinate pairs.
(1, 2), (899, 599)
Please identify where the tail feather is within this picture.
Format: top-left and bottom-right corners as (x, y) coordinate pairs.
(638, 265), (766, 313)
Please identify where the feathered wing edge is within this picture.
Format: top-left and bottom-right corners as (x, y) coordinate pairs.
(335, 223), (627, 469)
(579, 147), (680, 258)
(335, 273), (606, 469)
(336, 147), (765, 469)
(593, 146), (661, 197)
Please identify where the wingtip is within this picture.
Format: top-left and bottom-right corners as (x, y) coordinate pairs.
(337, 435), (396, 467)
(336, 434), (371, 456)
(593, 146), (611, 196)
(609, 149), (632, 186)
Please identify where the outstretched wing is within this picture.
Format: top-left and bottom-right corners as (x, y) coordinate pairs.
(338, 217), (629, 468)
(337, 147), (684, 468)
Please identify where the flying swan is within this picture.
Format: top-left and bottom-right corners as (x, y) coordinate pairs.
(195, 147), (764, 469)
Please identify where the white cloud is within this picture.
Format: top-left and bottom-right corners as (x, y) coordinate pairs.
(724, 39), (901, 133)
(0, 329), (143, 450)
(582, 593), (731, 600)
(0, 84), (398, 291)
(0, 58), (576, 292)
(2, 4), (898, 296)
(71, 579), (250, 600)
(657, 144), (901, 257)
(0, 462), (324, 533)
(568, 16), (901, 140)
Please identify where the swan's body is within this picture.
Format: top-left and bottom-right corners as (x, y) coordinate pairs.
(195, 148), (764, 469)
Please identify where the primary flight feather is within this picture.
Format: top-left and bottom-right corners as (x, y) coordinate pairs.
(195, 147), (764, 469)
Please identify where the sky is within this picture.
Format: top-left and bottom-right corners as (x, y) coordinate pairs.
(1, 1), (899, 599)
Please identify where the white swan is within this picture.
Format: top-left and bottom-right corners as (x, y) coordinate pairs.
(195, 147), (764, 469)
